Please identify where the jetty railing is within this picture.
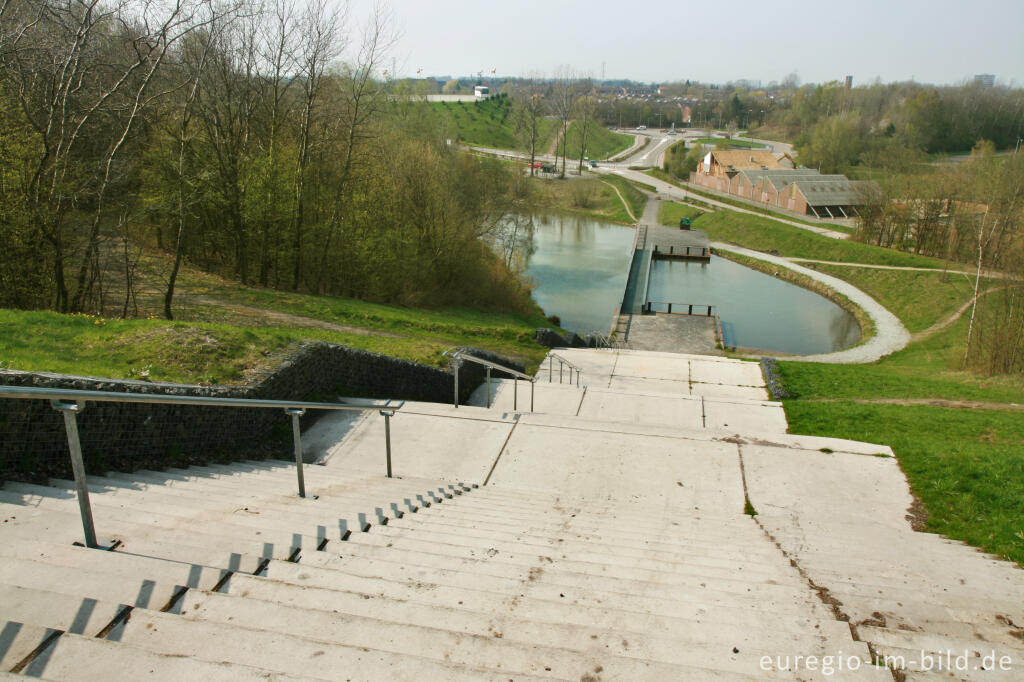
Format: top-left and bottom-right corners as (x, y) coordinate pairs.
(546, 352), (582, 386)
(643, 302), (714, 316)
(0, 385), (404, 549)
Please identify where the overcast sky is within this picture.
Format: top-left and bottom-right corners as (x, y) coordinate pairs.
(350, 0), (1024, 87)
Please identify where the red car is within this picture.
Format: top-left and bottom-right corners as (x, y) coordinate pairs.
(530, 161), (543, 168)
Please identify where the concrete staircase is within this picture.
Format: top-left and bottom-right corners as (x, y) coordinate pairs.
(1, 347), (1020, 681)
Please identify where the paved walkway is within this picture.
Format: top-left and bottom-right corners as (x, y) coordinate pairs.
(712, 244), (911, 364)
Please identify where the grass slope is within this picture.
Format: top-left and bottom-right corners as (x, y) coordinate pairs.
(562, 123), (634, 161)
(431, 97), (560, 153)
(659, 201), (705, 226)
(695, 210), (947, 267)
(0, 256), (554, 386)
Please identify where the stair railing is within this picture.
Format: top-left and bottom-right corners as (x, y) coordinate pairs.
(0, 386), (404, 549)
(546, 352), (583, 386)
(443, 350), (535, 412)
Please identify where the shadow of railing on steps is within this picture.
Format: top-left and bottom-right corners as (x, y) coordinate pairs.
(0, 386), (404, 549)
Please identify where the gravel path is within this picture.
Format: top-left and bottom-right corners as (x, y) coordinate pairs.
(712, 244), (911, 364)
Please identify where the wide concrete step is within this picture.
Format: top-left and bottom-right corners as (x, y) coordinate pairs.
(48, 476), (399, 531)
(308, 533), (788, 587)
(111, 606), (743, 681)
(802, 564), (1024, 605)
(176, 460), (475, 498)
(0, 556), (187, 613)
(180, 586), (796, 678)
(261, 556), (829, 620)
(0, 501), (300, 561)
(0, 620), (62, 673)
(362, 519), (785, 568)
(25, 631), (328, 681)
(122, 465), (466, 505)
(282, 540), (814, 607)
(0, 543), (228, 595)
(871, 643), (1020, 682)
(857, 625), (1024, 663)
(225, 567), (844, 657)
(386, 506), (783, 559)
(345, 528), (816, 600)
(814, 574), (1024, 618)
(1, 485), (338, 549)
(273, 549), (854, 642)
(835, 592), (1024, 645)
(0, 584), (126, 641)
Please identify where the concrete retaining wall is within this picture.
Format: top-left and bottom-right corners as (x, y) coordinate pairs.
(0, 342), (521, 484)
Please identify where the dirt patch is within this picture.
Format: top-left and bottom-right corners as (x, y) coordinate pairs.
(809, 397), (1024, 412)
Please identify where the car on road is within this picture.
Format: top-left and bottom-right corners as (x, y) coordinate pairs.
(589, 160), (598, 168)
(637, 125), (647, 130)
(529, 161), (543, 168)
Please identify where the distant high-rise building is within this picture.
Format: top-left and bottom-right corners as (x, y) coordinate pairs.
(844, 75), (853, 89)
(974, 74), (995, 88)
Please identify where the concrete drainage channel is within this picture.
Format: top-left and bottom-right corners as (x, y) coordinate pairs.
(6, 479), (482, 674)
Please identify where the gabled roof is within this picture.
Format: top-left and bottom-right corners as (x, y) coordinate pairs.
(791, 179), (874, 206)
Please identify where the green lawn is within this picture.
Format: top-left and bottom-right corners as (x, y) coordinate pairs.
(430, 97), (559, 152)
(0, 282), (554, 385)
(804, 264), (993, 333)
(527, 177), (637, 225)
(561, 123), (634, 161)
(695, 210), (948, 268)
(658, 201), (705, 226)
(601, 175), (647, 222)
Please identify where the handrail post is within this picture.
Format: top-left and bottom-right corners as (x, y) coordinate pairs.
(559, 360), (563, 384)
(380, 410), (394, 478)
(452, 358), (461, 408)
(486, 367), (492, 408)
(50, 400), (100, 549)
(284, 408), (307, 498)
(513, 378), (518, 411)
(548, 356), (553, 382)
(530, 380), (535, 412)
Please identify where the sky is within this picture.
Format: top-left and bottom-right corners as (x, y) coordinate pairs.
(347, 0), (1024, 87)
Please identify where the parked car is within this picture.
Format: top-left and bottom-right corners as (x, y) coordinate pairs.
(589, 160), (598, 168)
(530, 161), (543, 168)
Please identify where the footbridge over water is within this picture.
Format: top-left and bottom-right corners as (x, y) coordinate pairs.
(612, 221), (719, 352)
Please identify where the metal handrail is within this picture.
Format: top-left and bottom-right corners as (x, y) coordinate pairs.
(0, 385), (404, 549)
(643, 301), (714, 316)
(443, 350), (534, 412)
(546, 352), (583, 387)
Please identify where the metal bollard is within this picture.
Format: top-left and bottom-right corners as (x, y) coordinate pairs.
(380, 410), (394, 477)
(513, 378), (518, 411)
(530, 380), (535, 412)
(285, 408), (307, 498)
(486, 367), (491, 408)
(50, 400), (101, 548)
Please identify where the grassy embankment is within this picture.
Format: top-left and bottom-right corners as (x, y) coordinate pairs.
(431, 97), (559, 152)
(686, 208), (1023, 564)
(561, 124), (634, 161)
(690, 137), (765, 149)
(528, 173), (647, 225)
(0, 256), (553, 386)
(646, 168), (854, 232)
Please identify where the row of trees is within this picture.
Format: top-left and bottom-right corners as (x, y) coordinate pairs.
(0, 0), (536, 316)
(855, 148), (1024, 375)
(509, 68), (599, 178)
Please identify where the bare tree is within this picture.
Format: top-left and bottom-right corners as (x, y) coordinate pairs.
(573, 81), (597, 173)
(314, 2), (396, 292)
(549, 66), (577, 178)
(290, 0), (346, 290)
(512, 74), (546, 176)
